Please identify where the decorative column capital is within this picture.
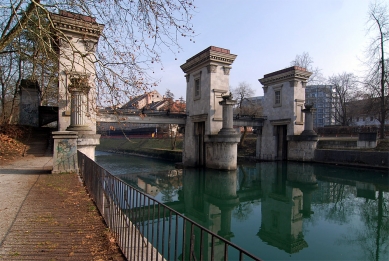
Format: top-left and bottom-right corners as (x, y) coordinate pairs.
(207, 63), (218, 73)
(223, 66), (232, 75)
(289, 80), (299, 88)
(68, 75), (91, 94)
(185, 74), (190, 82)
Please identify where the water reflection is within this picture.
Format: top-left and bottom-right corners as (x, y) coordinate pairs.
(257, 163), (317, 254)
(101, 153), (389, 260)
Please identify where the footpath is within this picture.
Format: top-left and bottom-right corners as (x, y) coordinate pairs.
(0, 132), (125, 260)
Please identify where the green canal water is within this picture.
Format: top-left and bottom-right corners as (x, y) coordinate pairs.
(96, 151), (389, 261)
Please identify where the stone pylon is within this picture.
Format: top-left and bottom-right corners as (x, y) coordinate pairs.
(180, 46), (240, 169)
(51, 11), (104, 161)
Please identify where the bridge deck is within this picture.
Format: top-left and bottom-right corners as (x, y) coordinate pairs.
(98, 110), (266, 127)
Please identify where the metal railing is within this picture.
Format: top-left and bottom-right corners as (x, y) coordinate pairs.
(78, 151), (262, 261)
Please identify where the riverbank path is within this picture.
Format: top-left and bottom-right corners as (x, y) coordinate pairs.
(0, 133), (125, 260)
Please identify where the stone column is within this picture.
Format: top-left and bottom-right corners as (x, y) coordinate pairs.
(66, 75), (92, 133)
(218, 93), (237, 135)
(301, 104), (316, 135)
(255, 127), (262, 159)
(205, 93), (240, 170)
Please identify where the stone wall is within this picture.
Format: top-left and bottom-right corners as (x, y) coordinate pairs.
(314, 149), (389, 168)
(288, 140), (317, 161)
(317, 140), (357, 149)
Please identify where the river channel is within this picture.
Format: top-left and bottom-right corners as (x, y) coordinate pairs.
(96, 151), (389, 261)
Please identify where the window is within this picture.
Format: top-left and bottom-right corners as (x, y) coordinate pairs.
(370, 116), (373, 121)
(193, 71), (202, 100)
(272, 84), (282, 107)
(356, 117), (359, 122)
(275, 91), (281, 105)
(194, 79), (200, 97)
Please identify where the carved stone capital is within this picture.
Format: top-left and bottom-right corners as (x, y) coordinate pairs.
(83, 40), (97, 52)
(185, 74), (190, 82)
(223, 66), (232, 75)
(59, 38), (71, 49)
(207, 64), (217, 73)
(289, 80), (299, 88)
(68, 75), (91, 94)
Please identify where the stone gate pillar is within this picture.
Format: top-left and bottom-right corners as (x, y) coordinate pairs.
(258, 66), (312, 161)
(180, 46), (238, 169)
(18, 80), (40, 127)
(51, 11), (104, 161)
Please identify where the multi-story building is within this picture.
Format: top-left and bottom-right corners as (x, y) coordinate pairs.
(305, 85), (336, 128)
(121, 90), (164, 110)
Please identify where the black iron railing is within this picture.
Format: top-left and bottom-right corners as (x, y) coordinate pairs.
(78, 151), (262, 261)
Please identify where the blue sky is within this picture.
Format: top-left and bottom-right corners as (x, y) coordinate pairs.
(151, 0), (373, 100)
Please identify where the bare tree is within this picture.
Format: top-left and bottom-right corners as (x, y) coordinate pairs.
(163, 88), (178, 150)
(364, 1), (389, 139)
(328, 72), (359, 126)
(0, 49), (21, 124)
(164, 89), (175, 109)
(231, 82), (255, 146)
(232, 82), (255, 111)
(291, 52), (324, 84)
(0, 0), (195, 123)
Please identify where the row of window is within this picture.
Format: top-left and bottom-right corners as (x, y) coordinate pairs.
(350, 116), (375, 122)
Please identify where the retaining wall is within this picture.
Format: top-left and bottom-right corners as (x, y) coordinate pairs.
(314, 149), (389, 169)
(317, 140), (357, 149)
(102, 148), (182, 162)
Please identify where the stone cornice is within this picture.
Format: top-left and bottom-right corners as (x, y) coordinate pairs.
(181, 46), (237, 73)
(258, 66), (312, 87)
(51, 12), (104, 40)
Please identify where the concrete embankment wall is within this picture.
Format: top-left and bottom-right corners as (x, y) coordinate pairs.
(314, 149), (389, 169)
(317, 140), (357, 149)
(102, 148), (182, 162)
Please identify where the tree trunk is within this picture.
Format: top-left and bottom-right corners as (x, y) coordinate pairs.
(240, 126), (247, 146)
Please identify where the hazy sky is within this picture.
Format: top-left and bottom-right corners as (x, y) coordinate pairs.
(151, 0), (374, 100)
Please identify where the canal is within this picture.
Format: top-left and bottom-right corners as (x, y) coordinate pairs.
(96, 151), (389, 261)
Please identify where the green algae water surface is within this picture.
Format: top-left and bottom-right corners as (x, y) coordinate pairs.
(96, 151), (389, 261)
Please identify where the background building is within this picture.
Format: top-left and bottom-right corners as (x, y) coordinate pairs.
(305, 85), (336, 128)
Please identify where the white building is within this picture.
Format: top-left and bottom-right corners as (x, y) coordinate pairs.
(348, 98), (389, 127)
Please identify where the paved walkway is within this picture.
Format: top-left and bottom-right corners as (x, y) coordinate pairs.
(0, 135), (125, 260)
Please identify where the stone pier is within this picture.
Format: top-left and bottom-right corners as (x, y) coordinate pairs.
(205, 93), (240, 170)
(180, 46), (239, 169)
(258, 66), (312, 161)
(287, 104), (318, 161)
(51, 11), (104, 161)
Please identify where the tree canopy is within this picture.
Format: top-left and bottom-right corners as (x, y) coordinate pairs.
(0, 0), (196, 123)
